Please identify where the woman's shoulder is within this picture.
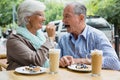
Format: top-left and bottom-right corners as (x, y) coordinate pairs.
(7, 34), (29, 44)
(8, 34), (22, 41)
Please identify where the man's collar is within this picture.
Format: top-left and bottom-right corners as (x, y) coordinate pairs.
(69, 25), (88, 40)
(80, 25), (88, 39)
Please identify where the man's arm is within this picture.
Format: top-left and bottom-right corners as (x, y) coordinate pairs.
(95, 32), (120, 70)
(59, 55), (91, 67)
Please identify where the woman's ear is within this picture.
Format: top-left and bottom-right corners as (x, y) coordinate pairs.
(25, 16), (30, 23)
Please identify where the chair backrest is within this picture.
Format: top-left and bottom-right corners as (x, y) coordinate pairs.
(0, 54), (6, 59)
(0, 61), (7, 71)
(0, 65), (2, 71)
(0, 54), (7, 71)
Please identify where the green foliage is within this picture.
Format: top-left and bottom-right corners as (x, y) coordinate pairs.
(1, 0), (119, 30)
(0, 0), (13, 26)
(86, 0), (120, 36)
(44, 1), (64, 24)
(87, 0), (120, 25)
(0, 0), (23, 27)
(0, 0), (64, 27)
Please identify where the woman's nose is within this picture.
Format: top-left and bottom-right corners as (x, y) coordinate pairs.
(42, 17), (46, 22)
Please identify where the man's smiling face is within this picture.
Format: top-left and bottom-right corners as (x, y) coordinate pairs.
(62, 5), (81, 35)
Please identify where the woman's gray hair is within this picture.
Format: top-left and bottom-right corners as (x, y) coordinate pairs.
(66, 2), (87, 18)
(17, 0), (46, 26)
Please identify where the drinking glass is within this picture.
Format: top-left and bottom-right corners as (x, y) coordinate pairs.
(91, 50), (103, 76)
(49, 49), (60, 74)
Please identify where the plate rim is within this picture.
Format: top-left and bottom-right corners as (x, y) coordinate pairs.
(67, 64), (92, 72)
(15, 66), (47, 74)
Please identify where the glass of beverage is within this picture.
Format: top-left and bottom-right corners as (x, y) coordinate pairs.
(91, 49), (103, 76)
(49, 49), (60, 74)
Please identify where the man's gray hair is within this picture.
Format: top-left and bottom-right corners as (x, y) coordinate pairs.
(66, 2), (87, 17)
(17, 0), (46, 26)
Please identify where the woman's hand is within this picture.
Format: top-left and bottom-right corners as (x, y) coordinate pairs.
(46, 23), (56, 41)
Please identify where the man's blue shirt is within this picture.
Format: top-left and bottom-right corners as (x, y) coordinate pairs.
(57, 25), (120, 70)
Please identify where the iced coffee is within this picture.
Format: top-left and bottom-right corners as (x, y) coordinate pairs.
(49, 49), (60, 74)
(91, 49), (103, 76)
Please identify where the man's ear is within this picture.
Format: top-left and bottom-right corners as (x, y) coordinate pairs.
(79, 14), (85, 21)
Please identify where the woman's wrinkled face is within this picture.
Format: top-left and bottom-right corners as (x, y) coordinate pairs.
(62, 5), (82, 35)
(28, 11), (46, 30)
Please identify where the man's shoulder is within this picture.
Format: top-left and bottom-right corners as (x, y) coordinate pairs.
(86, 25), (108, 42)
(86, 25), (104, 36)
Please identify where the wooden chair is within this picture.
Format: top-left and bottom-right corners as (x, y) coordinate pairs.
(0, 60), (7, 71)
(0, 53), (7, 71)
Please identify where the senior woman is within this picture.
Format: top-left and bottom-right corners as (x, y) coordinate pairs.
(6, 0), (55, 70)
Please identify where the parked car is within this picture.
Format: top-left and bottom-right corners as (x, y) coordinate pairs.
(42, 16), (114, 43)
(86, 16), (114, 43)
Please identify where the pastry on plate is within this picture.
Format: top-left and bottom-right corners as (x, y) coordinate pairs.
(25, 66), (41, 72)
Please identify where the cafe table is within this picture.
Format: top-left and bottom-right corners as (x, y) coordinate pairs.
(0, 68), (120, 80)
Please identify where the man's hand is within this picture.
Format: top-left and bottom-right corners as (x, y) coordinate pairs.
(59, 56), (74, 67)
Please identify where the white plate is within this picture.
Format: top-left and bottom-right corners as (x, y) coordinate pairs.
(68, 64), (92, 72)
(15, 66), (47, 74)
